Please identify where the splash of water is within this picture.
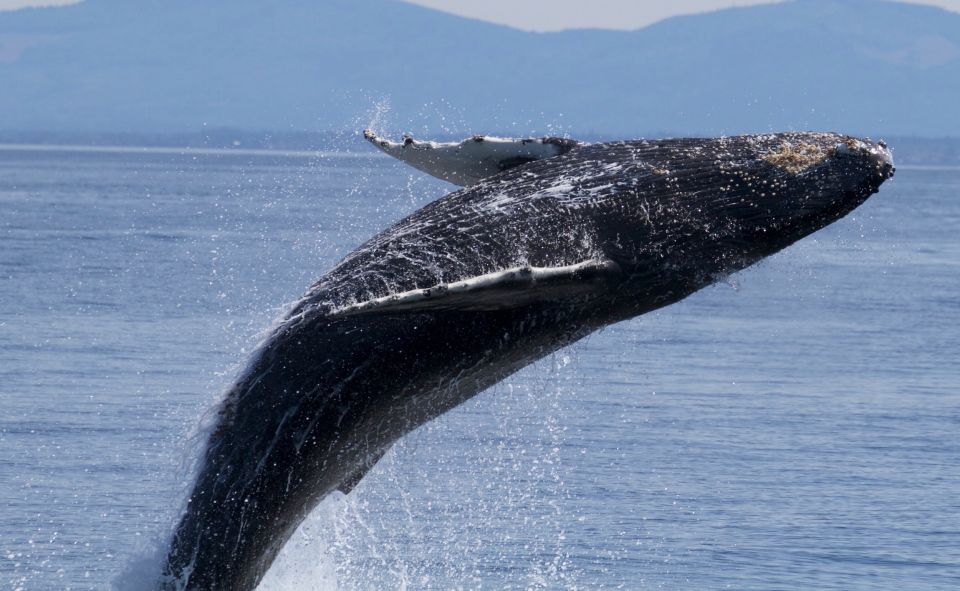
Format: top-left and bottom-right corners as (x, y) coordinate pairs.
(364, 98), (392, 139)
(253, 351), (582, 590)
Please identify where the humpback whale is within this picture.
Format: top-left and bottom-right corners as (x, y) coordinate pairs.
(160, 131), (894, 590)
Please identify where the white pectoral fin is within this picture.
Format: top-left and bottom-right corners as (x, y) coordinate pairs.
(363, 130), (581, 186)
(336, 259), (620, 317)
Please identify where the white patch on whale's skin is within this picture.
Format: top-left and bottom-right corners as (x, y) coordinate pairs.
(334, 259), (620, 315)
(363, 130), (583, 187)
(835, 138), (895, 168)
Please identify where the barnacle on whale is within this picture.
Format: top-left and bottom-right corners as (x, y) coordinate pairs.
(761, 140), (834, 173)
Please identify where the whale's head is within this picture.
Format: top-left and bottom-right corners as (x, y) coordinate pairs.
(603, 132), (894, 305)
(742, 134), (894, 245)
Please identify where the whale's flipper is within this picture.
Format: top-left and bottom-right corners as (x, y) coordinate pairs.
(337, 259), (620, 316)
(364, 130), (582, 186)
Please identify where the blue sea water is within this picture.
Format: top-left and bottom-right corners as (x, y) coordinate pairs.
(0, 145), (957, 590)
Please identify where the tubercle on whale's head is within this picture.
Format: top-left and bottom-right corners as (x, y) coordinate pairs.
(834, 137), (895, 172)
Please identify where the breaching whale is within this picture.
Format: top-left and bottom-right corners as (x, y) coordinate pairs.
(160, 131), (894, 589)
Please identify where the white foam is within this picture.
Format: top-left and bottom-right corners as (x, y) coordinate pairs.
(257, 495), (346, 591)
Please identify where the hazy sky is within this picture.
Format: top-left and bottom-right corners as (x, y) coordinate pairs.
(1, 0), (960, 30)
(0, 0), (75, 10)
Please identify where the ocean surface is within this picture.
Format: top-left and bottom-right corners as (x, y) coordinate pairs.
(0, 145), (957, 590)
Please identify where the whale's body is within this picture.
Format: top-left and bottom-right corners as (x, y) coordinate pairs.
(161, 133), (893, 589)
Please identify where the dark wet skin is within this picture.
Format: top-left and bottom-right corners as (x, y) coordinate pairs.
(161, 133), (893, 590)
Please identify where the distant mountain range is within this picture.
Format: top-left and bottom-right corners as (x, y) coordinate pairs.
(0, 0), (958, 137)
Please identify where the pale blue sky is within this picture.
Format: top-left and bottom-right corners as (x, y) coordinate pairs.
(1, 0), (959, 30)
(405, 0), (960, 30)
